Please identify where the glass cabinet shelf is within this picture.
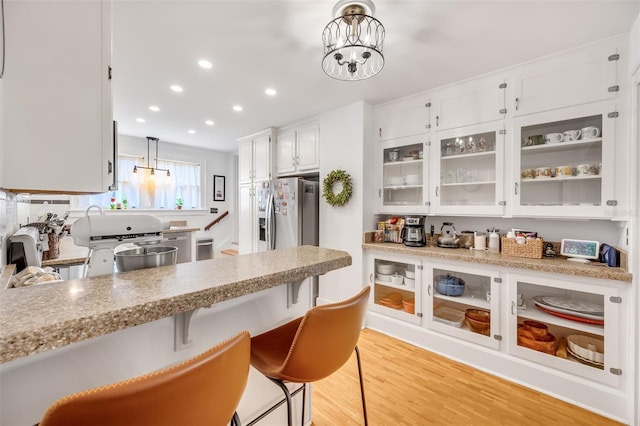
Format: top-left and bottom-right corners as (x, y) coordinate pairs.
(380, 137), (427, 212)
(441, 150), (495, 160)
(521, 138), (601, 154)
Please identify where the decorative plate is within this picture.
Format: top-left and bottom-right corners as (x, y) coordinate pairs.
(538, 296), (604, 314)
(534, 302), (604, 325)
(567, 346), (604, 369)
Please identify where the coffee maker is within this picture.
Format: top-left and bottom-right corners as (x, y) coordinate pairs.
(401, 215), (426, 247)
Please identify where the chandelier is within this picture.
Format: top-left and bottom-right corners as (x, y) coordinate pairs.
(133, 136), (170, 177)
(322, 0), (385, 81)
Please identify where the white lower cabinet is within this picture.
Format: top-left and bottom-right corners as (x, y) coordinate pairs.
(425, 262), (501, 350)
(364, 249), (630, 422)
(367, 252), (423, 325)
(508, 272), (623, 388)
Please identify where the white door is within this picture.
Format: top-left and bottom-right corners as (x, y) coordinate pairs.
(238, 140), (253, 185)
(296, 124), (320, 172)
(275, 129), (296, 175)
(376, 95), (431, 141)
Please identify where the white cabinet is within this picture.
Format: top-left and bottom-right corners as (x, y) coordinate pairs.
(433, 75), (508, 131)
(275, 123), (319, 176)
(425, 263), (502, 350)
(508, 272), (623, 388)
(378, 135), (429, 214)
(431, 122), (505, 216)
(512, 101), (617, 218)
(512, 41), (621, 117)
(367, 252), (423, 325)
(238, 183), (256, 255)
(238, 129), (272, 185)
(375, 95), (431, 141)
(1, 0), (114, 194)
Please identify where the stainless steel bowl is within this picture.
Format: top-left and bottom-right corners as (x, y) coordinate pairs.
(115, 246), (177, 272)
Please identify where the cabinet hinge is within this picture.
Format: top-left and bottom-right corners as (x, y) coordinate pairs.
(608, 53), (620, 61)
(493, 334), (502, 341)
(425, 102), (431, 108)
(606, 200), (618, 206)
(607, 111), (619, 119)
(609, 367), (622, 376)
(499, 129), (507, 135)
(425, 141), (431, 147)
(425, 124), (431, 129)
(499, 108), (508, 115)
(108, 66), (112, 80)
(425, 201), (430, 206)
(609, 296), (622, 304)
(499, 83), (507, 89)
(493, 277), (502, 283)
(417, 265), (424, 270)
(269, 136), (272, 143)
(417, 312), (423, 318)
(608, 85), (619, 93)
(499, 201), (507, 206)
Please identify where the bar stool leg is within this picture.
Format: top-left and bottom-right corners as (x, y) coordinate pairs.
(301, 383), (306, 425)
(231, 411), (241, 426)
(270, 378), (293, 426)
(355, 345), (368, 426)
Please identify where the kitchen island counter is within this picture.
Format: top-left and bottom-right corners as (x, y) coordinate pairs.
(362, 242), (631, 282)
(0, 245), (351, 363)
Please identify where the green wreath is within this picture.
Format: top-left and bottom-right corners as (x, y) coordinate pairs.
(322, 169), (353, 207)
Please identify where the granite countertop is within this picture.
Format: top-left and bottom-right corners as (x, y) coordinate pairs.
(362, 242), (632, 283)
(0, 246), (351, 364)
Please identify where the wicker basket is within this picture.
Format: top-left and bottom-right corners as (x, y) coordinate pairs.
(501, 237), (543, 259)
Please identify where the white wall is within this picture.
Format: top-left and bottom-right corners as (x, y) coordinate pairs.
(318, 101), (372, 303)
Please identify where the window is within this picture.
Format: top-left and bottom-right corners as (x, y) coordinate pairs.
(73, 156), (201, 210)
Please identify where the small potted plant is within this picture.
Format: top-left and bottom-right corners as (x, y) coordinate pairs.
(175, 197), (184, 210)
(122, 198), (128, 209)
(110, 195), (116, 210)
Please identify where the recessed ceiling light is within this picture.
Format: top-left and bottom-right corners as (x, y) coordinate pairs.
(233, 105), (243, 112)
(149, 105), (160, 112)
(170, 85), (183, 93)
(136, 118), (146, 123)
(265, 88), (277, 96)
(205, 120), (215, 126)
(188, 129), (196, 134)
(198, 59), (213, 69)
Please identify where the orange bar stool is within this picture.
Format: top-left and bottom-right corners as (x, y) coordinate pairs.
(248, 287), (370, 426)
(38, 330), (251, 426)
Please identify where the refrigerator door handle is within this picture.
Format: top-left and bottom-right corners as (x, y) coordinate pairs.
(266, 193), (276, 250)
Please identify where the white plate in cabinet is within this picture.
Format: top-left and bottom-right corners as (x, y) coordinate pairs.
(425, 263), (502, 350)
(512, 101), (617, 218)
(508, 273), (624, 388)
(368, 253), (423, 326)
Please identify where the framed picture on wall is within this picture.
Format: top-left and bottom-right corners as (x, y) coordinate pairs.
(213, 175), (225, 201)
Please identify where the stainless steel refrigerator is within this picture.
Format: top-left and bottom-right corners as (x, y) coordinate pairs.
(256, 177), (320, 305)
(257, 177), (319, 251)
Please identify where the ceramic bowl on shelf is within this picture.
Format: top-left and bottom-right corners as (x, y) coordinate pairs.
(465, 308), (490, 323)
(434, 275), (465, 297)
(405, 269), (415, 279)
(387, 176), (403, 186)
(402, 298), (415, 314)
(404, 277), (415, 288)
(404, 174), (420, 185)
(434, 306), (465, 328)
(390, 274), (404, 285)
(567, 335), (604, 364)
(376, 273), (392, 282)
(523, 320), (548, 338)
(376, 263), (395, 274)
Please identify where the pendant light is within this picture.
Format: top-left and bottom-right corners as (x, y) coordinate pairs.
(322, 0), (385, 81)
(132, 137), (171, 177)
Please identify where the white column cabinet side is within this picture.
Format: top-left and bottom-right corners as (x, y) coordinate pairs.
(375, 95), (431, 142)
(508, 272), (624, 389)
(431, 121), (506, 216)
(238, 140), (254, 185)
(1, 0), (113, 194)
(512, 39), (622, 117)
(367, 252), (423, 326)
(433, 75), (508, 131)
(426, 262), (501, 350)
(238, 183), (256, 255)
(378, 135), (429, 214)
(511, 100), (617, 218)
(275, 123), (320, 176)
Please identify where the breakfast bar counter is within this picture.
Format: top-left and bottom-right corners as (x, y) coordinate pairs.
(1, 245), (351, 364)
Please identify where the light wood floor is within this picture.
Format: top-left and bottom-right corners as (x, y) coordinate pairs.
(312, 328), (621, 425)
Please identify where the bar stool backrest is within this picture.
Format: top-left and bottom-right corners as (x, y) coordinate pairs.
(39, 330), (251, 426)
(278, 287), (370, 382)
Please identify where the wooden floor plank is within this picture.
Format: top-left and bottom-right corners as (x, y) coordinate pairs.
(312, 329), (621, 425)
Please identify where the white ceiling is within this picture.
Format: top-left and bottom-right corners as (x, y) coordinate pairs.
(113, 0), (639, 153)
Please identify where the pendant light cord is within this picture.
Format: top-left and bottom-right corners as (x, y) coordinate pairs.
(0, 0), (5, 78)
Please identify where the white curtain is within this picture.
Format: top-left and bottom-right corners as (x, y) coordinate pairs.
(73, 157), (201, 210)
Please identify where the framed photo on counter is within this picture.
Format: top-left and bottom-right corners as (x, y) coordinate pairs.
(214, 175), (225, 201)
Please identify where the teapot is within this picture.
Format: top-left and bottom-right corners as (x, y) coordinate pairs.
(437, 222), (461, 248)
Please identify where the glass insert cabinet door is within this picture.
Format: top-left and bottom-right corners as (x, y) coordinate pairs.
(432, 122), (505, 216)
(512, 101), (616, 218)
(425, 263), (501, 350)
(508, 273), (622, 388)
(379, 135), (428, 213)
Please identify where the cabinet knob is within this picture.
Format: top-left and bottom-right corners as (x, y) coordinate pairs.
(427, 285), (431, 296)
(435, 186), (439, 197)
(511, 301), (516, 315)
(369, 273), (373, 283)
